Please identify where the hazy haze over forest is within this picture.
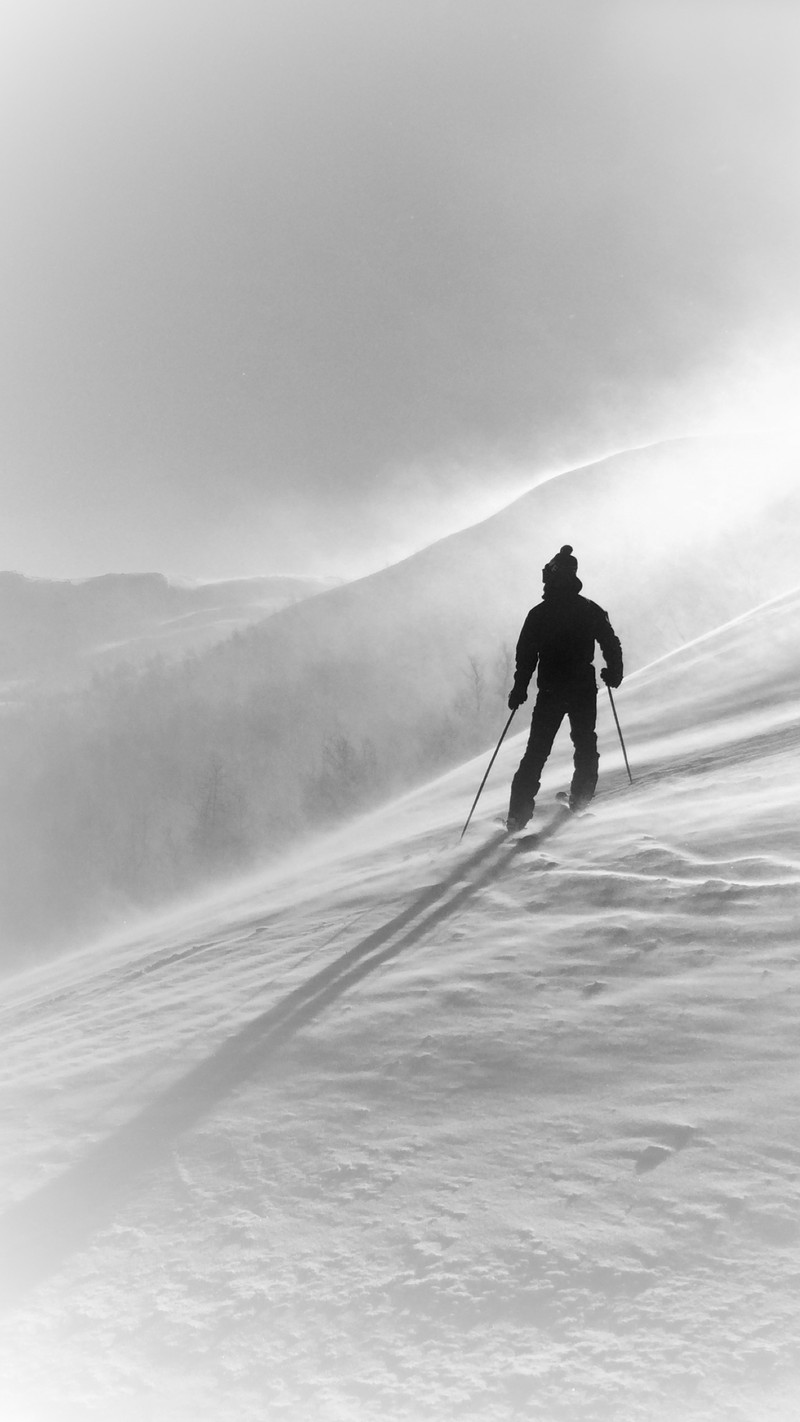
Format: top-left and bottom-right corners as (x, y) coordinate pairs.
(1, 0), (800, 581)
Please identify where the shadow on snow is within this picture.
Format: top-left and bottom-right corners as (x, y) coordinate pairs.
(0, 812), (569, 1309)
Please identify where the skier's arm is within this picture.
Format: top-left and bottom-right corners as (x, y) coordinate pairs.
(595, 607), (623, 688)
(508, 611), (539, 709)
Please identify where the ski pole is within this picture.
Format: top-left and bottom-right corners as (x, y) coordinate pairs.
(459, 708), (517, 840)
(606, 684), (633, 784)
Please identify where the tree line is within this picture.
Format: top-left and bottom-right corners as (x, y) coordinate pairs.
(0, 640), (514, 970)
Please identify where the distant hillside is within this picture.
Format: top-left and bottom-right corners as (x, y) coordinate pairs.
(1, 433), (798, 967)
(0, 571), (339, 696)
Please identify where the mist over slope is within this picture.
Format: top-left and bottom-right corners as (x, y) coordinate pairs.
(0, 571), (337, 697)
(1, 433), (798, 967)
(176, 432), (800, 776)
(1, 583), (799, 1419)
(223, 431), (798, 686)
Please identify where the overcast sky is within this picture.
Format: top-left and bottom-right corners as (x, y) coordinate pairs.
(1, 0), (799, 580)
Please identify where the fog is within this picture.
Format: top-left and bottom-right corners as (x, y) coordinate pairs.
(1, 0), (800, 578)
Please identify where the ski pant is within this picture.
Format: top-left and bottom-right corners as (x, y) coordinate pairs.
(508, 682), (598, 826)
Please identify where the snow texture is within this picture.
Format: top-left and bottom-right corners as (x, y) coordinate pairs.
(1, 589), (800, 1420)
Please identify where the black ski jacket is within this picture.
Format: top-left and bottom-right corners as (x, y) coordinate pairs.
(512, 587), (623, 697)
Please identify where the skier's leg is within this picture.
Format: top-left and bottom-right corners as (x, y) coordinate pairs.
(508, 691), (564, 828)
(567, 687), (598, 809)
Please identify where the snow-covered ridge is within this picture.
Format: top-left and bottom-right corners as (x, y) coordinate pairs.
(1, 568), (799, 1419)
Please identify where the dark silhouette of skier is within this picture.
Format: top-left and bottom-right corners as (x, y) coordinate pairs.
(506, 545), (622, 830)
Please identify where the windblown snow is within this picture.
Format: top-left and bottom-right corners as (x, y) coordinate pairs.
(1, 588), (800, 1420)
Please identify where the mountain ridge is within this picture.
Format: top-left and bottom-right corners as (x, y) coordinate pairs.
(0, 570), (339, 694)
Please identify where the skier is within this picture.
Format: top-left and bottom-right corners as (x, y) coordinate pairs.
(506, 544), (622, 831)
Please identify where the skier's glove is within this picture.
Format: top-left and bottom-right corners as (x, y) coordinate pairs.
(600, 667), (622, 689)
(508, 686), (527, 711)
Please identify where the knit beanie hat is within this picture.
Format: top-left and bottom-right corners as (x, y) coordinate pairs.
(542, 544), (579, 588)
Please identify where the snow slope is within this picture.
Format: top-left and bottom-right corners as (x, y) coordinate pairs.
(1, 590), (800, 1421)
